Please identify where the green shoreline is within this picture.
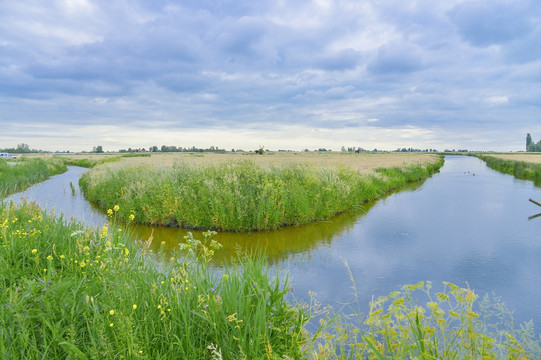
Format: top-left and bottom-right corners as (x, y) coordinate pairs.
(475, 154), (541, 187)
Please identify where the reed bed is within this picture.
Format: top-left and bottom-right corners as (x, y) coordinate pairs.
(0, 158), (67, 198)
(80, 156), (444, 232)
(1, 202), (538, 359)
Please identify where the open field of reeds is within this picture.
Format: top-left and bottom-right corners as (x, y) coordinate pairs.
(0, 157), (67, 198)
(1, 202), (538, 359)
(475, 153), (541, 186)
(79, 153), (444, 231)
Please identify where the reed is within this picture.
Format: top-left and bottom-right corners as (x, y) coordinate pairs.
(80, 157), (444, 232)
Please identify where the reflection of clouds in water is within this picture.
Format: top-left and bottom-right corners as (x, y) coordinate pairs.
(286, 156), (541, 328)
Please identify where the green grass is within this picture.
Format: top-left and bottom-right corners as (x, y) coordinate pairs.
(80, 157), (444, 232)
(60, 155), (123, 169)
(0, 158), (67, 198)
(0, 202), (308, 359)
(1, 202), (539, 359)
(476, 155), (541, 186)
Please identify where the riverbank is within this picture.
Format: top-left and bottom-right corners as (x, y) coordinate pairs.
(475, 153), (541, 186)
(0, 157), (67, 198)
(1, 202), (537, 359)
(79, 153), (444, 232)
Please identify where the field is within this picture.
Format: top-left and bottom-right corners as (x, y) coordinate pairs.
(482, 153), (541, 164)
(79, 152), (444, 232)
(51, 151), (438, 172)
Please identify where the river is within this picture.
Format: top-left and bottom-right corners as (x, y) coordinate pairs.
(4, 156), (541, 328)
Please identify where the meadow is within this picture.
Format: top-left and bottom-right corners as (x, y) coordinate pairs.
(1, 201), (538, 359)
(79, 152), (444, 231)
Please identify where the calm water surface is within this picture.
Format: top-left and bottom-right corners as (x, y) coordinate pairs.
(4, 156), (541, 327)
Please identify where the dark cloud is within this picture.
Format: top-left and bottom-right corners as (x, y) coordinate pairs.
(447, 1), (535, 47)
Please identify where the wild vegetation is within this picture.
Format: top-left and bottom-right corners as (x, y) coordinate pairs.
(476, 154), (541, 186)
(0, 202), (308, 359)
(0, 157), (67, 198)
(1, 202), (538, 359)
(80, 155), (444, 231)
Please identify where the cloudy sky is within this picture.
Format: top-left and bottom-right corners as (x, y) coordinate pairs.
(1, 0), (540, 152)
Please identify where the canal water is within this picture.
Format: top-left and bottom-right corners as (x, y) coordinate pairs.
(4, 156), (541, 328)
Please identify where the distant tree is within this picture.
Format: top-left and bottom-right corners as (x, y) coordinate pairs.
(95, 146), (104, 153)
(16, 143), (31, 153)
(527, 133), (532, 150)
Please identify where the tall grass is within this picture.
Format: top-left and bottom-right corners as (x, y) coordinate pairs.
(80, 157), (444, 232)
(477, 155), (541, 186)
(0, 202), (308, 359)
(0, 158), (67, 198)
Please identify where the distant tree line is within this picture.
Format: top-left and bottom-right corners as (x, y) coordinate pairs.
(526, 133), (541, 152)
(0, 143), (42, 153)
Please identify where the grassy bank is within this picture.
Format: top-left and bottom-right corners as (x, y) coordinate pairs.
(1, 202), (538, 359)
(476, 154), (541, 186)
(0, 157), (67, 198)
(80, 156), (444, 231)
(0, 202), (308, 359)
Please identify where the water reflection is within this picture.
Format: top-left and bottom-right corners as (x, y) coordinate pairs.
(3, 166), (107, 227)
(129, 180), (426, 264)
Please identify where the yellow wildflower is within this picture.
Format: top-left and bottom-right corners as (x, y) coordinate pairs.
(109, 323), (114, 327)
(129, 214), (135, 221)
(109, 310), (115, 315)
(107, 209), (113, 216)
(113, 205), (120, 212)
(132, 304), (137, 310)
(31, 249), (37, 254)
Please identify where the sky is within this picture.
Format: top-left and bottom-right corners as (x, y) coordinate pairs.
(1, 0), (540, 152)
